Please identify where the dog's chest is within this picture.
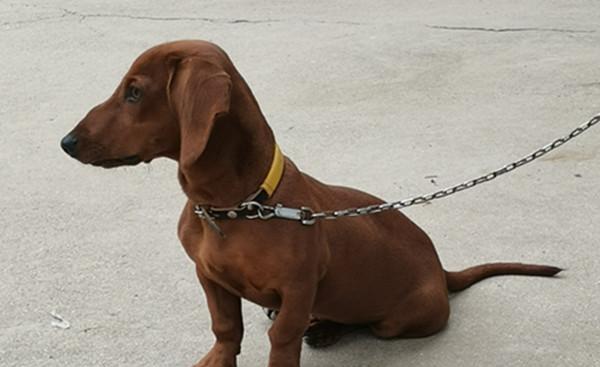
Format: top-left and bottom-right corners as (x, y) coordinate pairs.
(193, 236), (282, 308)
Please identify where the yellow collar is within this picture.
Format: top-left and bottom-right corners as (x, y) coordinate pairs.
(259, 144), (284, 197)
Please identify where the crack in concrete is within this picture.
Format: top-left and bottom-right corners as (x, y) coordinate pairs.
(3, 6), (365, 28)
(1, 13), (68, 27)
(427, 25), (595, 34)
(63, 7), (365, 26)
(61, 8), (283, 24)
(2, 2), (66, 27)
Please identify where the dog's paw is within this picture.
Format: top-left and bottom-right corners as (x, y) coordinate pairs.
(303, 320), (356, 348)
(193, 346), (236, 367)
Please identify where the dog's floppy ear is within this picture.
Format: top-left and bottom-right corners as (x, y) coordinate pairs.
(168, 57), (232, 167)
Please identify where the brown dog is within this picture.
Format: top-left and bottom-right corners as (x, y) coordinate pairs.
(61, 40), (561, 367)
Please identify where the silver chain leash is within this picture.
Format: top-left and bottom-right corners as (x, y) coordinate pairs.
(238, 113), (599, 224)
(309, 114), (600, 221)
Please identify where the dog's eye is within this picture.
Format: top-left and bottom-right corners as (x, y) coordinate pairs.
(125, 85), (142, 103)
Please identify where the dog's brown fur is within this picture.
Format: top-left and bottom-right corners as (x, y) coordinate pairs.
(62, 40), (561, 367)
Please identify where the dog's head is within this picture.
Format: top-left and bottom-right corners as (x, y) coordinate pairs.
(61, 40), (232, 169)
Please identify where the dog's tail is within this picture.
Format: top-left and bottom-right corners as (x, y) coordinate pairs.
(445, 263), (562, 292)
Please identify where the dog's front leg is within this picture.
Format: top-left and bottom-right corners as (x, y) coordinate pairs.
(194, 267), (243, 367)
(267, 285), (315, 367)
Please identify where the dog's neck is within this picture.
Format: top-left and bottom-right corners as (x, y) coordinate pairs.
(177, 81), (276, 207)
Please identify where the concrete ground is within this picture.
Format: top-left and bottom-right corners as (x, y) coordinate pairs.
(2, 1), (599, 366)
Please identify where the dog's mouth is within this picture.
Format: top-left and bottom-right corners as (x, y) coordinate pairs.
(91, 155), (142, 168)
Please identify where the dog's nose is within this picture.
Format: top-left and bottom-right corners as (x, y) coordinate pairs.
(61, 133), (78, 157)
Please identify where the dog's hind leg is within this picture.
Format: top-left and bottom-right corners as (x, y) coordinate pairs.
(369, 285), (449, 339)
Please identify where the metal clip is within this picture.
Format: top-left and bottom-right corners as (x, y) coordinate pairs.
(300, 206), (316, 225)
(271, 204), (315, 225)
(273, 204), (304, 221)
(241, 201), (275, 220)
(239, 202), (315, 225)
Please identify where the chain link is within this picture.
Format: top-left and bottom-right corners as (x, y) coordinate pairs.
(307, 114), (600, 221)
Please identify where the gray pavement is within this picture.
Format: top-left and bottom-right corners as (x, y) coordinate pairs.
(1, 1), (600, 366)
